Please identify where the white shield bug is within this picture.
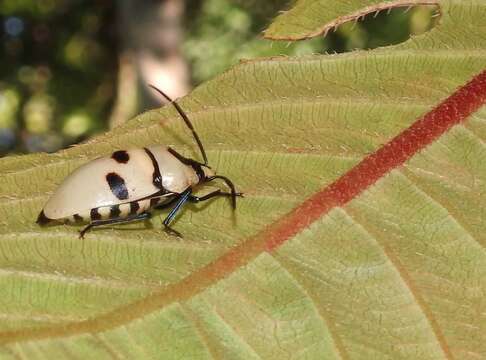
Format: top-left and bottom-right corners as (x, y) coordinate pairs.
(37, 85), (242, 238)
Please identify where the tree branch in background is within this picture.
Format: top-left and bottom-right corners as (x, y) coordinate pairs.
(111, 0), (189, 129)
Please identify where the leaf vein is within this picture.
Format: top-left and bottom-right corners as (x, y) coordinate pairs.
(271, 255), (348, 360)
(179, 304), (220, 360)
(343, 209), (453, 360)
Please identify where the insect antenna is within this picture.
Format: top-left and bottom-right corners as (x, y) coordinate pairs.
(148, 84), (208, 165)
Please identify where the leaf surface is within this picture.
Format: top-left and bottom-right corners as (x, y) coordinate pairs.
(0, 0), (486, 358)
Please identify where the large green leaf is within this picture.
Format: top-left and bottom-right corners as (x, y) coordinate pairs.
(1, 0), (486, 358)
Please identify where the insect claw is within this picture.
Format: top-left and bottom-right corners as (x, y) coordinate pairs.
(163, 225), (183, 238)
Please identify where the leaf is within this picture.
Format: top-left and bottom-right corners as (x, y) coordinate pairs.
(264, 0), (440, 40)
(1, 0), (486, 358)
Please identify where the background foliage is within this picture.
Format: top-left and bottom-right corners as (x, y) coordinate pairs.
(0, 0), (435, 155)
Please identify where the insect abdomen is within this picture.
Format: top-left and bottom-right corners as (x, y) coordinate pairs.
(69, 198), (164, 223)
(38, 195), (168, 226)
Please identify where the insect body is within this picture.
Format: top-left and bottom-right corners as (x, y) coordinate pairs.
(37, 86), (241, 238)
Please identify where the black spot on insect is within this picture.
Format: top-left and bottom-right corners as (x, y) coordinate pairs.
(150, 198), (159, 207)
(90, 208), (102, 221)
(73, 214), (83, 222)
(36, 210), (52, 225)
(130, 202), (140, 215)
(112, 150), (130, 164)
(110, 205), (121, 218)
(106, 172), (129, 200)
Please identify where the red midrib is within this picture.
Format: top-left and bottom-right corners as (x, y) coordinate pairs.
(265, 69), (486, 250)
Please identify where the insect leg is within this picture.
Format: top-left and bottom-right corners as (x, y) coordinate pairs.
(79, 212), (151, 239)
(162, 188), (192, 237)
(203, 175), (242, 209)
(189, 190), (243, 203)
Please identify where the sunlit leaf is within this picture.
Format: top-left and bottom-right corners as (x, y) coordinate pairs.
(0, 0), (485, 358)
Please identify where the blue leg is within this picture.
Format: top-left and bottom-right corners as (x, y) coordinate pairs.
(162, 188), (192, 237)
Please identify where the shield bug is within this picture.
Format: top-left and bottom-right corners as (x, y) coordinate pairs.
(37, 85), (242, 238)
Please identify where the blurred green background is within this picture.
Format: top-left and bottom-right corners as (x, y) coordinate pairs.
(0, 0), (436, 155)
